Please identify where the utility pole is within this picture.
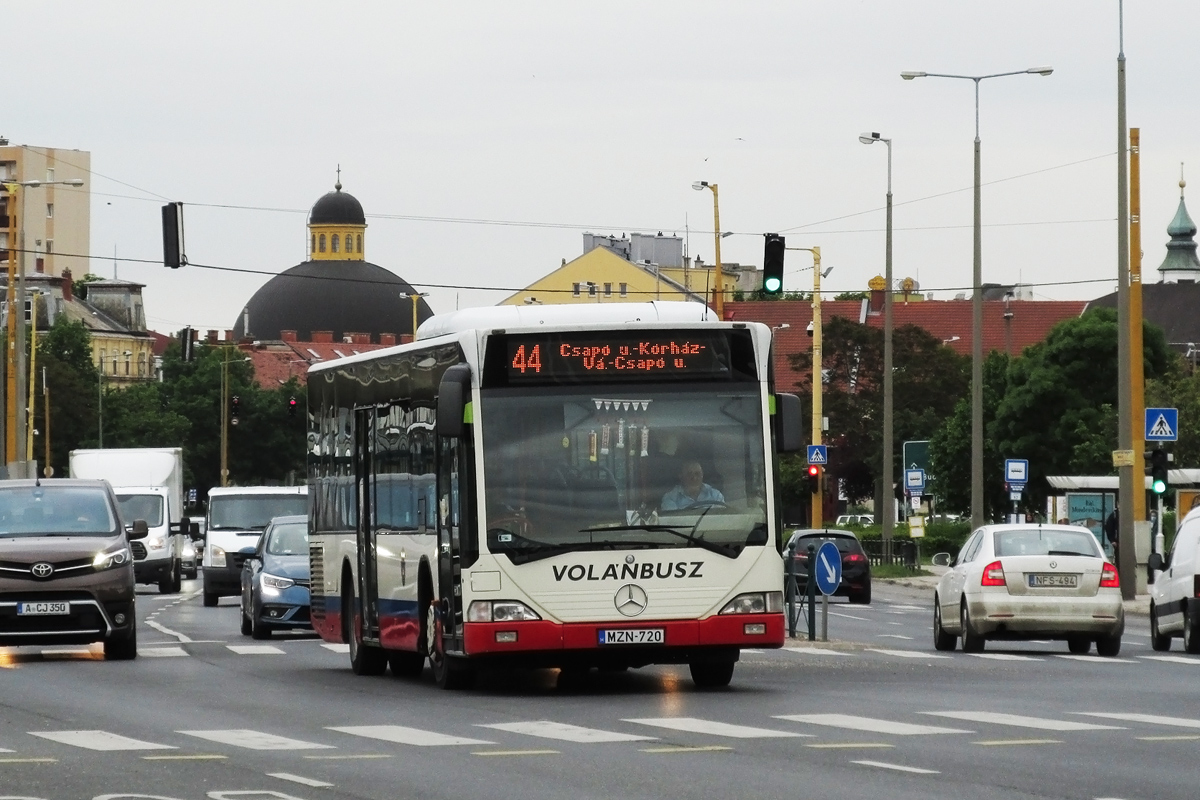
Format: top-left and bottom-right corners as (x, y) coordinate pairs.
(1130, 126), (1148, 593)
(1115, 2), (1136, 600)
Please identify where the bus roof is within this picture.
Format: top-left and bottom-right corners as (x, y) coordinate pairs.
(415, 301), (715, 340)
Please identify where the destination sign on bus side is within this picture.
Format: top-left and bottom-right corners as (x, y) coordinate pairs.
(504, 331), (733, 382)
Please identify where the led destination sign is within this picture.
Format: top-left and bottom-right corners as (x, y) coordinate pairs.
(486, 330), (755, 385)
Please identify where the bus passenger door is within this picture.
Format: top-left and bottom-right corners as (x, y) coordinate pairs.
(355, 407), (381, 642)
(437, 434), (465, 655)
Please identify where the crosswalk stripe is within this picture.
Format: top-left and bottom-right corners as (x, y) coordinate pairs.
(866, 649), (952, 659)
(922, 711), (1123, 731)
(1075, 712), (1200, 729)
(1055, 655), (1138, 664)
(268, 772), (334, 788)
(478, 721), (654, 743)
(775, 714), (970, 735)
(31, 730), (177, 751)
(1139, 655), (1200, 665)
(227, 645), (286, 655)
(851, 759), (939, 774)
(624, 717), (806, 739)
(330, 725), (492, 747)
(322, 644), (350, 654)
(141, 647), (189, 658)
(965, 653), (1043, 661)
(178, 729), (334, 750)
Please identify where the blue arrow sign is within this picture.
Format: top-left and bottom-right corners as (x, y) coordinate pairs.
(814, 541), (842, 596)
(807, 445), (828, 465)
(1145, 408), (1178, 442)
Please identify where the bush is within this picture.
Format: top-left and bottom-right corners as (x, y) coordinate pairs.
(858, 520), (972, 559)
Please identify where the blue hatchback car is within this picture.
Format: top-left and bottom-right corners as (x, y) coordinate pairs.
(240, 515), (311, 639)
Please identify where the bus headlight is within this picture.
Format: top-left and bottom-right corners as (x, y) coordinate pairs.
(719, 592), (783, 615)
(467, 600), (542, 622)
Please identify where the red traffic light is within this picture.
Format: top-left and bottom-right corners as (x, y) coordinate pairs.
(807, 464), (820, 477)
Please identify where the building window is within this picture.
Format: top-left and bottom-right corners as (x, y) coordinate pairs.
(331, 234), (340, 253)
(356, 234), (362, 253)
(588, 283), (597, 297)
(619, 282), (628, 297)
(46, 168), (54, 182)
(572, 282), (580, 297)
(111, 357), (117, 375)
(319, 234), (326, 252)
(604, 282), (612, 296)
(138, 353), (146, 377)
(46, 203), (53, 219)
(311, 234), (316, 254)
(99, 350), (106, 374)
(45, 240), (52, 254)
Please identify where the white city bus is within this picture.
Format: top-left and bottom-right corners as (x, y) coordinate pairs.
(307, 302), (802, 689)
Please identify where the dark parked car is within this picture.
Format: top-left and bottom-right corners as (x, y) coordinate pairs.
(784, 528), (872, 604)
(0, 479), (147, 659)
(240, 515), (311, 639)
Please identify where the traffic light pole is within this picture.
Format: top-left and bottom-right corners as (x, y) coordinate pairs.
(220, 352), (229, 488)
(810, 249), (823, 528)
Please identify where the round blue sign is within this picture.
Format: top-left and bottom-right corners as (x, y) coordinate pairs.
(814, 540), (843, 596)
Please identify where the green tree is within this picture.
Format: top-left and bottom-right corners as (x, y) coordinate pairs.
(29, 318), (100, 476)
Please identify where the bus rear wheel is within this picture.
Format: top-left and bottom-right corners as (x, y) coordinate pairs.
(689, 658), (735, 689)
(427, 602), (474, 690)
(344, 580), (386, 676)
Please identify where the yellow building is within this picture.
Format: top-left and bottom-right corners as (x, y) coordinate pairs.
(0, 140), (90, 279)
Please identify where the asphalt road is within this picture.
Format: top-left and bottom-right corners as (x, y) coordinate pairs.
(0, 574), (1194, 800)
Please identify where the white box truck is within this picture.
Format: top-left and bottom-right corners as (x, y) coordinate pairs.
(202, 485), (308, 607)
(69, 447), (191, 594)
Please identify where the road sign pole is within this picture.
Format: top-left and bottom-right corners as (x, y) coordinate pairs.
(821, 592), (829, 642)
(806, 544), (816, 641)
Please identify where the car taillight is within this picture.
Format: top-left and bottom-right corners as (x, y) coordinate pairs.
(981, 560), (1006, 586)
(1100, 562), (1120, 589)
(844, 553), (865, 563)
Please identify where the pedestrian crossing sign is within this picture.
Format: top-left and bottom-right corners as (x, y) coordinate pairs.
(807, 445), (827, 465)
(1145, 408), (1178, 442)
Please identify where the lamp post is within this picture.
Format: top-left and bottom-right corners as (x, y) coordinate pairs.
(901, 66), (1052, 529)
(859, 131), (895, 553)
(1, 177), (85, 472)
(789, 247), (832, 527)
(404, 292), (429, 341)
(691, 181), (724, 319)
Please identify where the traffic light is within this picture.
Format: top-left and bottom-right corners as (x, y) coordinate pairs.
(762, 233), (785, 295)
(179, 327), (194, 362)
(162, 202), (184, 269)
(230, 395), (241, 426)
(1150, 448), (1169, 495)
(806, 464), (821, 494)
(288, 396), (298, 417)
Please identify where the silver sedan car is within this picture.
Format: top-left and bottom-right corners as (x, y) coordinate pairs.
(933, 524), (1124, 656)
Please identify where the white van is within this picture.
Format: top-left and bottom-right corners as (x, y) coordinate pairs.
(202, 486), (308, 607)
(1150, 507), (1200, 653)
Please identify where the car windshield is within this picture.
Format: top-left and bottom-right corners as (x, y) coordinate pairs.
(0, 486), (117, 537)
(993, 528), (1101, 558)
(209, 495), (307, 530)
(117, 494), (164, 527)
(480, 384), (768, 562)
(789, 535), (861, 554)
(266, 522), (309, 556)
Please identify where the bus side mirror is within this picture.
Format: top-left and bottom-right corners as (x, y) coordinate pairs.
(437, 364), (473, 439)
(775, 393), (802, 453)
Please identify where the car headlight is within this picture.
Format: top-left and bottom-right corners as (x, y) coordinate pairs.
(208, 546), (227, 568)
(467, 600), (542, 622)
(147, 535), (166, 551)
(719, 592), (783, 615)
(93, 547), (131, 571)
(261, 573), (295, 590)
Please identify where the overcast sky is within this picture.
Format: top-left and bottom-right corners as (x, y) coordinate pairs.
(6, 1), (1199, 334)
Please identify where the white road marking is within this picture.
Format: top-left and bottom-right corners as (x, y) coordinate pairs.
(829, 612), (870, 621)
(784, 647), (853, 656)
(1139, 655), (1200, 665)
(876, 634), (914, 640)
(178, 729), (335, 750)
(268, 772), (334, 788)
(965, 653), (1043, 661)
(0, 747), (13, 752)
(145, 619), (192, 643)
(888, 605), (922, 611)
(625, 717), (807, 739)
(479, 721), (653, 743)
(775, 714), (970, 736)
(227, 645), (285, 655)
(866, 649), (952, 659)
(330, 725), (492, 746)
(31, 730), (176, 751)
(1075, 712), (1200, 729)
(140, 647), (189, 658)
(852, 759), (939, 774)
(741, 649), (765, 654)
(322, 643), (350, 653)
(923, 711), (1124, 731)
(1055, 655), (1139, 664)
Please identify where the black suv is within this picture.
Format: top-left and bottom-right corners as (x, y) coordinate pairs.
(0, 479), (147, 659)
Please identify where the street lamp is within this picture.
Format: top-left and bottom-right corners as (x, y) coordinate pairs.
(691, 181), (725, 320)
(902, 66), (1051, 529)
(403, 292), (429, 340)
(859, 131), (896, 549)
(1, 177), (85, 472)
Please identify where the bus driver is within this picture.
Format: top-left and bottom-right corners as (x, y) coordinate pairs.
(661, 460), (725, 511)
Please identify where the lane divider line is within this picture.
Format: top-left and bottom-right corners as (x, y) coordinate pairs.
(268, 772), (334, 788)
(471, 749), (560, 757)
(851, 760), (939, 774)
(973, 739), (1062, 746)
(639, 745), (732, 754)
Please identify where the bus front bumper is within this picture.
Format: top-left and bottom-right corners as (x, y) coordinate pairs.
(462, 612), (783, 664)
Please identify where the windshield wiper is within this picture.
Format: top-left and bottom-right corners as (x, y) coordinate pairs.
(577, 520), (732, 558)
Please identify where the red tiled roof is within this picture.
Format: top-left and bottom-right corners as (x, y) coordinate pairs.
(245, 340), (403, 389)
(725, 298), (1086, 392)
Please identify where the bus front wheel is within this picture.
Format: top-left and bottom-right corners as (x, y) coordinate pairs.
(689, 658), (735, 689)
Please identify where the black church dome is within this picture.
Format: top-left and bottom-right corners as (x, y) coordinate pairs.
(310, 187), (366, 225)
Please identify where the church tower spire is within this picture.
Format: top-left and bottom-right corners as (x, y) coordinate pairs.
(308, 172), (367, 262)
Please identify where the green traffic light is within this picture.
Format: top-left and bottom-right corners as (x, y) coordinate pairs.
(764, 277), (782, 292)
(1153, 478), (1167, 494)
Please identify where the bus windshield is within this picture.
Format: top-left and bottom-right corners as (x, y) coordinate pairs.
(480, 384), (768, 562)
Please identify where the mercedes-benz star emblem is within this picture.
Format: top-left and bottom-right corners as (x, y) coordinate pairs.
(30, 562), (54, 579)
(615, 584), (648, 617)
